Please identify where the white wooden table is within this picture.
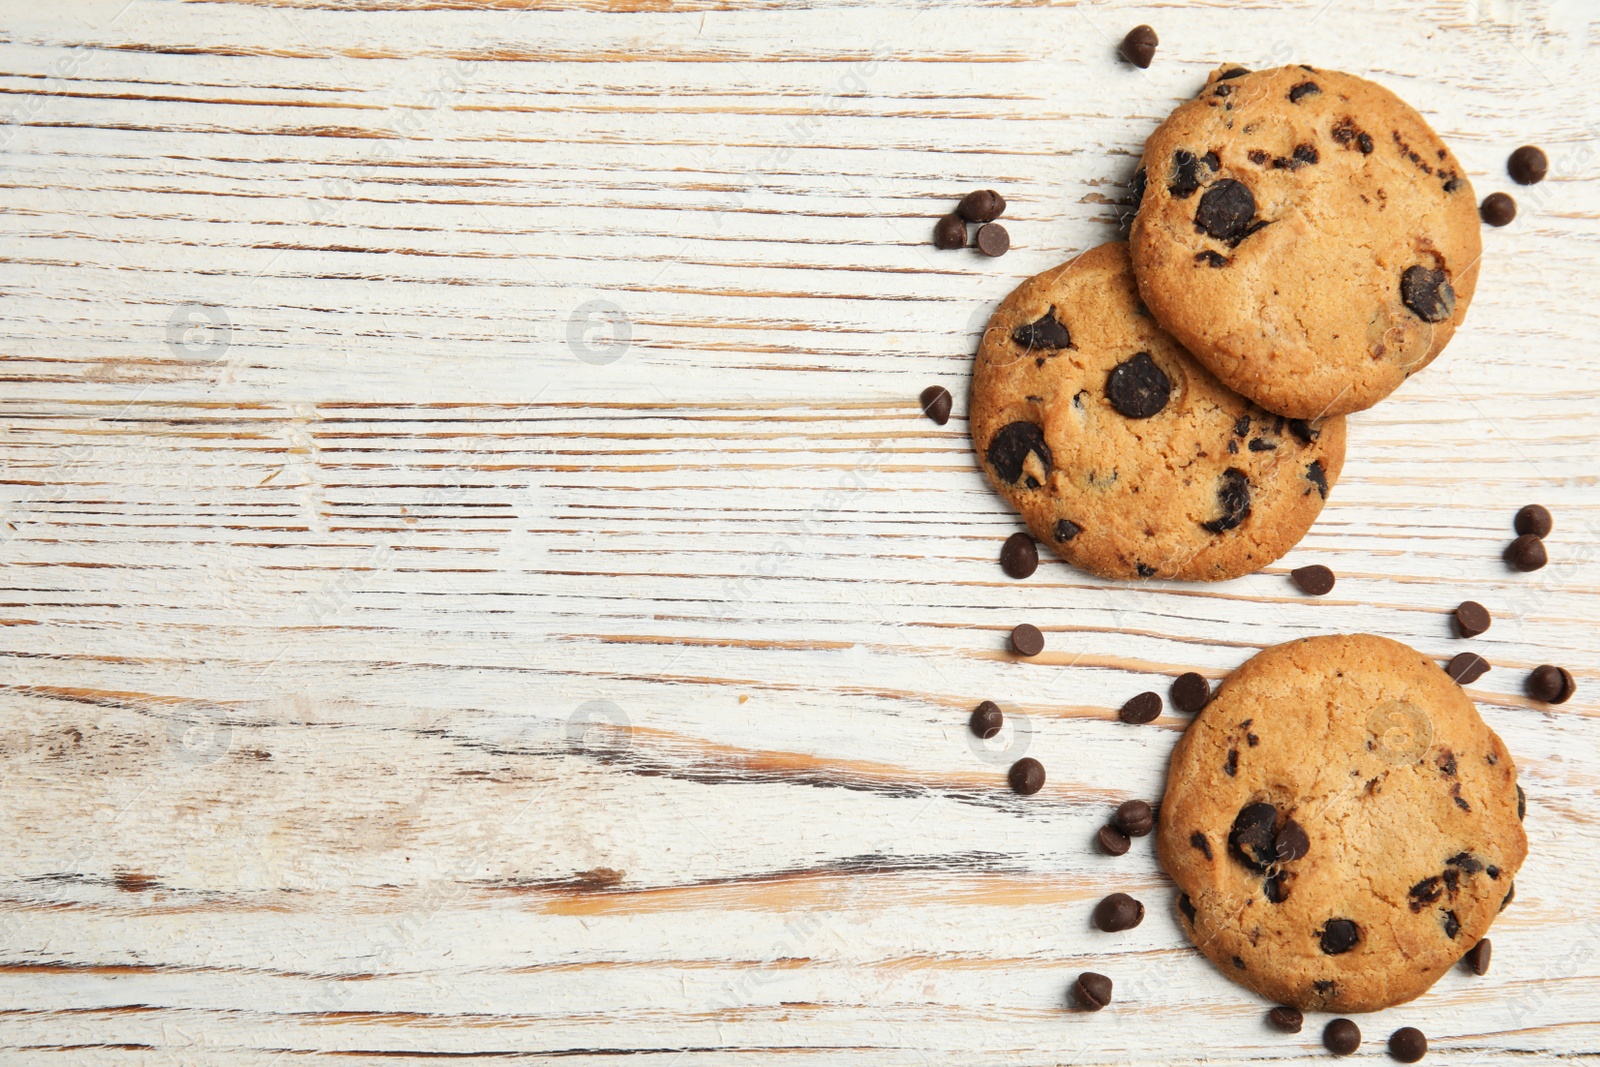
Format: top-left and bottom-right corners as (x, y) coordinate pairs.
(1, 1), (1597, 1063)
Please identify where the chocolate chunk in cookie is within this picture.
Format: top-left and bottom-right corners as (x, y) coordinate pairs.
(1012, 308), (1071, 352)
(1202, 468), (1252, 533)
(1401, 265), (1456, 323)
(1194, 179), (1261, 244)
(986, 421), (1051, 487)
(1105, 352), (1172, 418)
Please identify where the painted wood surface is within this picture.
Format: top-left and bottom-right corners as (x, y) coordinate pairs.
(1, 0), (1598, 1062)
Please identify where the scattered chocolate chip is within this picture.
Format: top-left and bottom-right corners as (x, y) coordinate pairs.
(1074, 971), (1112, 1011)
(1008, 756), (1045, 795)
(1010, 623), (1044, 657)
(1389, 1026), (1427, 1063)
(1202, 468), (1252, 533)
(1194, 179), (1259, 244)
(932, 213), (966, 250)
(1508, 145), (1548, 185)
(1446, 652), (1490, 685)
(1012, 308), (1071, 352)
(1526, 663), (1575, 704)
(1248, 437), (1276, 452)
(1195, 250), (1229, 267)
(957, 189), (1006, 224)
(1177, 893), (1197, 924)
(1000, 531), (1039, 579)
(1514, 503), (1552, 537)
(970, 700), (1003, 739)
(1263, 871), (1290, 903)
(1135, 563), (1156, 578)
(986, 421), (1052, 487)
(1502, 883), (1515, 910)
(1119, 24), (1158, 68)
(1218, 66), (1249, 79)
(1229, 802), (1278, 870)
(1268, 1006), (1304, 1033)
(1097, 824), (1131, 856)
(1320, 918), (1360, 955)
(1454, 601), (1491, 638)
(1464, 937), (1492, 976)
(1054, 518), (1081, 542)
(1274, 819), (1310, 862)
(1324, 1018), (1361, 1056)
(1288, 81), (1321, 103)
(1105, 351), (1171, 419)
(1442, 910), (1461, 939)
(919, 385), (952, 425)
(1504, 533), (1548, 571)
(1189, 831), (1212, 859)
(1171, 672), (1211, 714)
(1291, 564), (1335, 595)
(1332, 117), (1374, 155)
(1167, 150), (1204, 198)
(1114, 799), (1154, 837)
(1305, 459), (1328, 499)
(1292, 142), (1319, 166)
(1119, 691), (1162, 724)
(1093, 892), (1145, 932)
(1480, 191), (1516, 226)
(1248, 148), (1270, 166)
(1443, 176), (1464, 193)
(1224, 748), (1238, 776)
(974, 222), (1009, 257)
(1401, 265), (1457, 322)
(1287, 418), (1316, 444)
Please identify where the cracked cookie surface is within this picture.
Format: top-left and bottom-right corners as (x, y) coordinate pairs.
(1157, 634), (1527, 1012)
(969, 242), (1344, 582)
(1129, 65), (1482, 419)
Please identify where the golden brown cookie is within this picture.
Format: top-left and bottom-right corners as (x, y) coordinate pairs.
(1157, 634), (1527, 1013)
(969, 242), (1345, 582)
(1129, 65), (1482, 418)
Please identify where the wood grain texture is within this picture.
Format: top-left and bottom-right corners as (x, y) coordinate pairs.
(1, 0), (1598, 1062)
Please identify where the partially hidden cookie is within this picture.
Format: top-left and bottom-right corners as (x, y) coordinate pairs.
(1157, 634), (1526, 1013)
(969, 242), (1344, 582)
(1129, 65), (1481, 418)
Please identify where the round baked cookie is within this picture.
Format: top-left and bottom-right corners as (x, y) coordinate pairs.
(1128, 65), (1482, 418)
(969, 242), (1345, 582)
(1157, 634), (1526, 1013)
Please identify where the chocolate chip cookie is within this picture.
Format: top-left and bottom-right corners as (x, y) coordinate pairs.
(1129, 65), (1481, 419)
(1157, 634), (1526, 1012)
(969, 242), (1345, 582)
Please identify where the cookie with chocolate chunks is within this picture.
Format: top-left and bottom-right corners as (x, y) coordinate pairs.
(969, 242), (1345, 581)
(1157, 634), (1526, 1012)
(1130, 66), (1481, 418)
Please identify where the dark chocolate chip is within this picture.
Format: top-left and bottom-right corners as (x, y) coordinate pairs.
(1054, 518), (1081, 542)
(1305, 459), (1329, 499)
(1268, 1006), (1304, 1033)
(1012, 308), (1071, 352)
(1189, 831), (1212, 860)
(1446, 652), (1490, 685)
(1248, 437), (1276, 452)
(1000, 531), (1039, 579)
(1454, 601), (1491, 638)
(1324, 1018), (1361, 1056)
(1290, 564), (1335, 595)
(1292, 142), (1319, 165)
(932, 213), (966, 250)
(1409, 876), (1443, 911)
(1229, 801), (1278, 870)
(1129, 167), (1147, 214)
(1263, 871), (1290, 903)
(1218, 66), (1249, 79)
(986, 421), (1051, 487)
(1008, 756), (1045, 795)
(1195, 250), (1229, 267)
(1480, 191), (1516, 226)
(1097, 824), (1131, 856)
(1168, 149), (1207, 199)
(1232, 414), (1250, 436)
(1526, 663), (1575, 704)
(957, 189), (1006, 224)
(1105, 351), (1171, 419)
(1288, 81), (1321, 103)
(1119, 24), (1158, 68)
(1504, 533), (1548, 571)
(1093, 892), (1145, 932)
(970, 700), (1003, 740)
(919, 385), (952, 425)
(1389, 1027), (1427, 1064)
(1514, 504), (1552, 537)
(1178, 893), (1196, 924)
(1401, 265), (1457, 323)
(1010, 623), (1044, 657)
(1463, 937), (1491, 976)
(1443, 910), (1460, 939)
(1288, 418), (1316, 444)
(1074, 971), (1112, 1010)
(1194, 179), (1258, 243)
(1202, 468), (1252, 533)
(1502, 883), (1515, 910)
(1232, 955), (1246, 969)
(1119, 691), (1162, 724)
(1135, 563), (1156, 578)
(1508, 145), (1548, 185)
(1248, 148), (1270, 166)
(1444, 176), (1464, 193)
(1224, 748), (1238, 776)
(1171, 672), (1211, 714)
(1319, 918), (1360, 955)
(1332, 117), (1374, 155)
(1274, 819), (1310, 862)
(1114, 799), (1154, 837)
(1517, 784), (1525, 820)
(974, 222), (1009, 257)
